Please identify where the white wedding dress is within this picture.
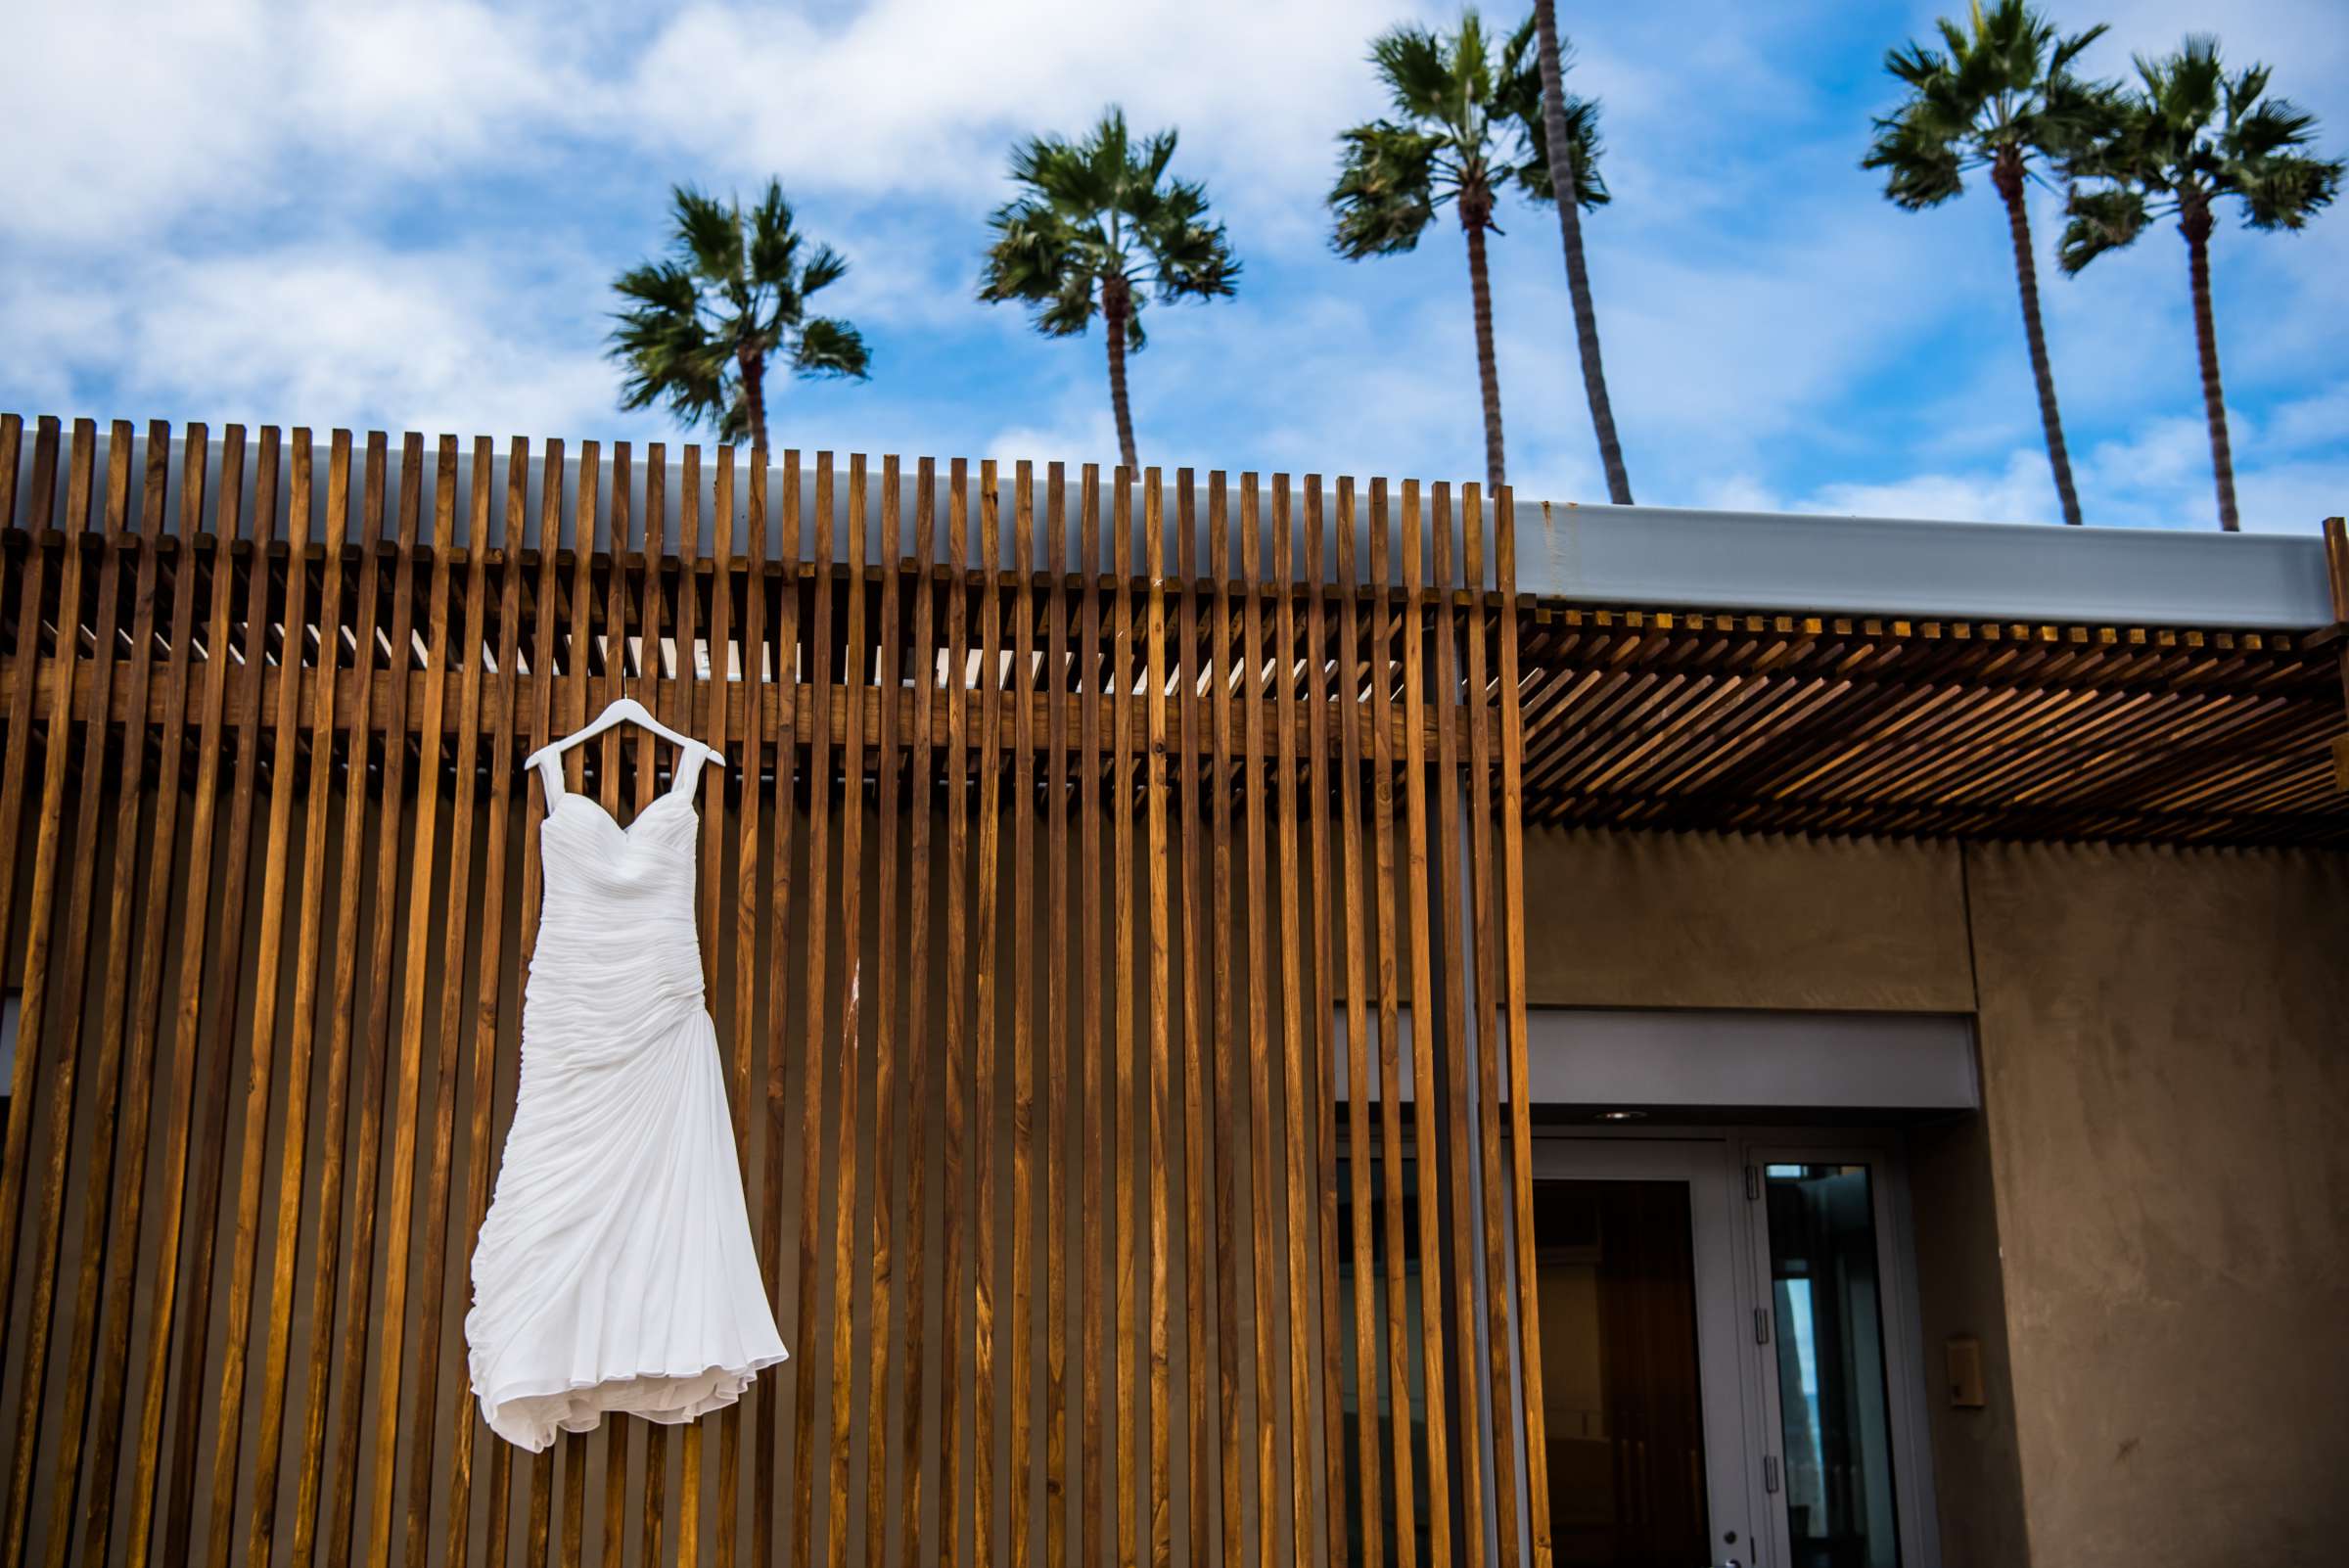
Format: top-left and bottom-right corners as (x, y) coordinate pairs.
(466, 737), (787, 1452)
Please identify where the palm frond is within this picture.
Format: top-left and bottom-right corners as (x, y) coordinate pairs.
(790, 316), (871, 380)
(670, 185), (746, 295)
(1369, 23), (1455, 123)
(2056, 184), (2148, 270)
(1329, 119), (1444, 257)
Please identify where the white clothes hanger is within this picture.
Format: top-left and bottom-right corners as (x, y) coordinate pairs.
(525, 697), (726, 776)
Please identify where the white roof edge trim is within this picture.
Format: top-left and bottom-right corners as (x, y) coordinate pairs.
(34, 433), (2338, 633)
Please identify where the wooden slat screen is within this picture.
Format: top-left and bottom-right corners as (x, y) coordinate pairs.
(0, 416), (1553, 1568)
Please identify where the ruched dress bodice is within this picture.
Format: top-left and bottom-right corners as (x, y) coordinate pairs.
(465, 742), (787, 1452)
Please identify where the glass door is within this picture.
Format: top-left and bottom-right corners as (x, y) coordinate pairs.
(1535, 1140), (1762, 1568)
(1743, 1147), (1939, 1568)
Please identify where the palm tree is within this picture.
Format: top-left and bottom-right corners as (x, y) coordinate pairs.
(1865, 1), (2117, 527)
(610, 179), (870, 452)
(978, 108), (1240, 473)
(1332, 10), (1545, 493)
(1519, 2), (1633, 503)
(2058, 37), (2341, 531)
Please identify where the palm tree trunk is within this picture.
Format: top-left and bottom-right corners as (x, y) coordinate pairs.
(1102, 276), (1139, 473)
(1535, 0), (1633, 504)
(2182, 203), (2239, 531)
(1461, 204), (1505, 495)
(739, 349), (769, 455)
(1991, 150), (2083, 527)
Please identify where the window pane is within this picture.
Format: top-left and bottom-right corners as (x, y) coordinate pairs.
(1764, 1164), (1901, 1568)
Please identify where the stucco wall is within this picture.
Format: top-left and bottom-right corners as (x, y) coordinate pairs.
(1968, 842), (2349, 1568)
(1520, 828), (1975, 1011)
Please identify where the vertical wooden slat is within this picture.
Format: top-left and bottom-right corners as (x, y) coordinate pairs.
(365, 435), (462, 1568)
(402, 438), (495, 1568)
(939, 457), (971, 1568)
(1110, 469), (1137, 1568)
(1370, 479), (1419, 1568)
(644, 441), (679, 1568)
(81, 416), (191, 1568)
(156, 422), (268, 1568)
(1075, 464), (1104, 1568)
(240, 427), (347, 1568)
(1173, 468), (1214, 1568)
(792, 450), (838, 1568)
(757, 446), (799, 1568)
(1141, 468), (1174, 1568)
(1206, 472), (1243, 1568)
(864, 454), (905, 1568)
(972, 458), (1003, 1568)
(3, 418), (122, 1568)
(1460, 487), (1521, 1568)
(1430, 484), (1488, 1568)
(446, 436), (530, 1568)
(0, 413), (33, 1021)
(1040, 460), (1070, 1568)
(1304, 476), (1349, 1568)
(1270, 474), (1318, 1568)
(1238, 471), (1278, 1568)
(287, 429), (393, 1568)
(322, 432), (427, 1567)
(826, 454), (871, 1568)
(0, 415), (62, 1327)
(596, 443), (629, 1568)
(1006, 460), (1037, 1568)
(512, 434), (566, 1568)
(45, 421), (170, 1568)
(716, 440), (753, 1568)
(898, 455), (940, 1568)
(1495, 493), (1554, 1568)
(193, 425), (306, 1568)
(561, 441), (600, 1568)
(1334, 477), (1386, 1568)
(1398, 480), (1455, 1568)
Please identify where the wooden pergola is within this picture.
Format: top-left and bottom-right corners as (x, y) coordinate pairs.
(0, 414), (2343, 1568)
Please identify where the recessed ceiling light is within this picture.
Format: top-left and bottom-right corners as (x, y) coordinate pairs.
(1595, 1109), (1647, 1123)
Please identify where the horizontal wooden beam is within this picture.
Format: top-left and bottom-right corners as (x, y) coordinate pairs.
(0, 658), (1452, 763)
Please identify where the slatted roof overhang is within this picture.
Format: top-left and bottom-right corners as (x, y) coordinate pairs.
(14, 426), (2349, 848)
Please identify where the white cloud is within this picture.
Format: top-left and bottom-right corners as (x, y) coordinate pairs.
(1, 239), (626, 438)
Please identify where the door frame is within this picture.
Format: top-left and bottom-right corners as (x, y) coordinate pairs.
(1534, 1126), (1943, 1568)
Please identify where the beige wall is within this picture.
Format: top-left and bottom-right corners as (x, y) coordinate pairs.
(1518, 827), (2349, 1568)
(1968, 843), (2349, 1568)
(1520, 828), (1974, 1011)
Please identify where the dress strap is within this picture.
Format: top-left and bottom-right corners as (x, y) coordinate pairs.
(535, 753), (567, 807)
(669, 740), (712, 801)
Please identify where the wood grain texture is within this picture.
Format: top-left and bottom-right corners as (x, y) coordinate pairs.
(1141, 468), (1173, 1568)
(1334, 478), (1386, 1568)
(1495, 492), (1555, 1568)
(793, 451), (838, 1568)
(1238, 473), (1279, 1568)
(1400, 481), (1456, 1568)
(898, 458), (941, 1568)
(4, 421), (123, 1568)
(42, 424), (168, 1568)
(1006, 462), (1037, 1568)
(1372, 482), (1422, 1568)
(825, 454), (870, 1568)
(938, 457), (971, 1568)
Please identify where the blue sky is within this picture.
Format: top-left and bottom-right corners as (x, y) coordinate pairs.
(4, 0), (2343, 532)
